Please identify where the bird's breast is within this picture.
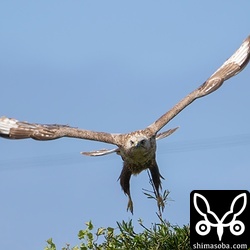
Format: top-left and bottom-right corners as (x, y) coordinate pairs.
(119, 147), (156, 174)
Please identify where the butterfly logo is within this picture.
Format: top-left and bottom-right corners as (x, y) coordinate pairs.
(193, 192), (247, 241)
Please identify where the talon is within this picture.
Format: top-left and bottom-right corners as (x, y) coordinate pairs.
(127, 198), (134, 214)
(157, 195), (165, 212)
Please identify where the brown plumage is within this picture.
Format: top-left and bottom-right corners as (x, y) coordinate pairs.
(0, 35), (250, 213)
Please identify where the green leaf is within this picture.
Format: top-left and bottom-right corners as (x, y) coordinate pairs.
(45, 238), (56, 250)
(85, 221), (94, 230)
(78, 229), (87, 240)
(96, 227), (105, 236)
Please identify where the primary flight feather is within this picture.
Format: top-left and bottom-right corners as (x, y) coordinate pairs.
(1, 35), (250, 213)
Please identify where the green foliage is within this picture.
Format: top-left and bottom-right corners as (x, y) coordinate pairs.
(44, 220), (190, 250)
(44, 238), (56, 250)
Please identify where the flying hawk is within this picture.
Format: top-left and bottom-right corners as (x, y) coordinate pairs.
(1, 36), (250, 213)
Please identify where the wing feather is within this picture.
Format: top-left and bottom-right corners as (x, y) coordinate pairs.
(0, 116), (120, 145)
(148, 35), (250, 133)
(81, 148), (119, 156)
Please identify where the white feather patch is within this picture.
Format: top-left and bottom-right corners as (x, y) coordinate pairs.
(212, 37), (250, 77)
(226, 38), (250, 66)
(0, 116), (19, 134)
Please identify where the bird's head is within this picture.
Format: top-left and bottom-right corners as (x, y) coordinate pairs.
(126, 135), (151, 150)
(117, 130), (156, 167)
(119, 131), (156, 161)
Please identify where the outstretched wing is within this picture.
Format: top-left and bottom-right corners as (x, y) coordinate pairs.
(148, 35), (250, 134)
(0, 116), (120, 145)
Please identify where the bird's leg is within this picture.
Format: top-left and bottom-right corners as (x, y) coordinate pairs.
(149, 161), (165, 212)
(119, 164), (134, 214)
(126, 193), (134, 214)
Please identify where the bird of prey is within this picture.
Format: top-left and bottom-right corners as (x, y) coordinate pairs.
(1, 35), (250, 213)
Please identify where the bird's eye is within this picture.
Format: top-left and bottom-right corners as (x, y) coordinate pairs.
(140, 139), (145, 145)
(130, 140), (135, 145)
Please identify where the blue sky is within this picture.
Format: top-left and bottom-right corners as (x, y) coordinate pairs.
(0, 1), (250, 249)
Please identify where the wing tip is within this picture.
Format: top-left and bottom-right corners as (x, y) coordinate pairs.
(241, 35), (250, 67)
(229, 35), (250, 68)
(208, 34), (250, 81)
(0, 116), (19, 135)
